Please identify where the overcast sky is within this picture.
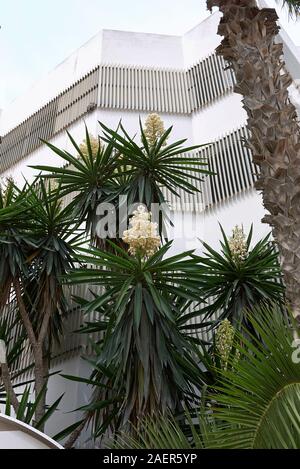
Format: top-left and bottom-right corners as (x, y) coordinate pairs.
(0, 0), (299, 109)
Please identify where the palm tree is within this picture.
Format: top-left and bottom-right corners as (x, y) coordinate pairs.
(206, 0), (300, 317)
(205, 307), (300, 448)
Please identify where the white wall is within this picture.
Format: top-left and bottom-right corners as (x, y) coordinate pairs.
(45, 355), (92, 442)
(101, 30), (184, 69)
(167, 189), (268, 257)
(182, 12), (222, 67)
(192, 93), (247, 144)
(2, 9), (299, 138)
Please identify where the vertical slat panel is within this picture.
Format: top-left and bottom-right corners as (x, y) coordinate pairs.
(154, 69), (161, 112)
(1, 54), (239, 172)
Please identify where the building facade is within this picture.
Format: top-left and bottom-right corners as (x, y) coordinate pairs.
(1, 11), (300, 445)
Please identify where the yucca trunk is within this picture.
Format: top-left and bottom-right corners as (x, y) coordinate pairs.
(207, 0), (300, 317)
(13, 275), (56, 429)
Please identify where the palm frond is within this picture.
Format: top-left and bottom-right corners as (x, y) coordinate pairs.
(206, 305), (300, 449)
(277, 0), (300, 16)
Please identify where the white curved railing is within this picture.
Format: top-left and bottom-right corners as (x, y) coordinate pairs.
(0, 414), (63, 449)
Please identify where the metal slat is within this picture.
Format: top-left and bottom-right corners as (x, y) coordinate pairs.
(235, 128), (254, 189)
(158, 69), (165, 112)
(192, 64), (202, 108)
(197, 62), (207, 106)
(218, 136), (231, 199)
(153, 69), (160, 112)
(225, 132), (241, 194)
(239, 127), (258, 186)
(203, 58), (214, 103)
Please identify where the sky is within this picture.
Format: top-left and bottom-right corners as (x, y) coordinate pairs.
(0, 0), (299, 110)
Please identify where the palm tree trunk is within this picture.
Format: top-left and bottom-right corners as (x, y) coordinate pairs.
(207, 0), (300, 317)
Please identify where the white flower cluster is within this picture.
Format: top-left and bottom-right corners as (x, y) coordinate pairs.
(79, 134), (101, 161)
(143, 113), (166, 147)
(215, 319), (240, 371)
(228, 225), (248, 263)
(122, 205), (160, 258)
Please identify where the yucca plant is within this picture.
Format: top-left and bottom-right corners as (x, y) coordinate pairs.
(18, 180), (81, 427)
(100, 120), (210, 239)
(0, 180), (39, 414)
(24, 180), (81, 341)
(0, 178), (81, 428)
(31, 127), (121, 246)
(62, 239), (208, 442)
(99, 120), (209, 209)
(0, 179), (34, 313)
(32, 120), (210, 243)
(4, 384), (64, 432)
(114, 305), (300, 449)
(197, 225), (285, 333)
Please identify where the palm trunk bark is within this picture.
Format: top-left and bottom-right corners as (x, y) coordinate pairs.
(207, 0), (300, 317)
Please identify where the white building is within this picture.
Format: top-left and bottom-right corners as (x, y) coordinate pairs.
(1, 11), (300, 446)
